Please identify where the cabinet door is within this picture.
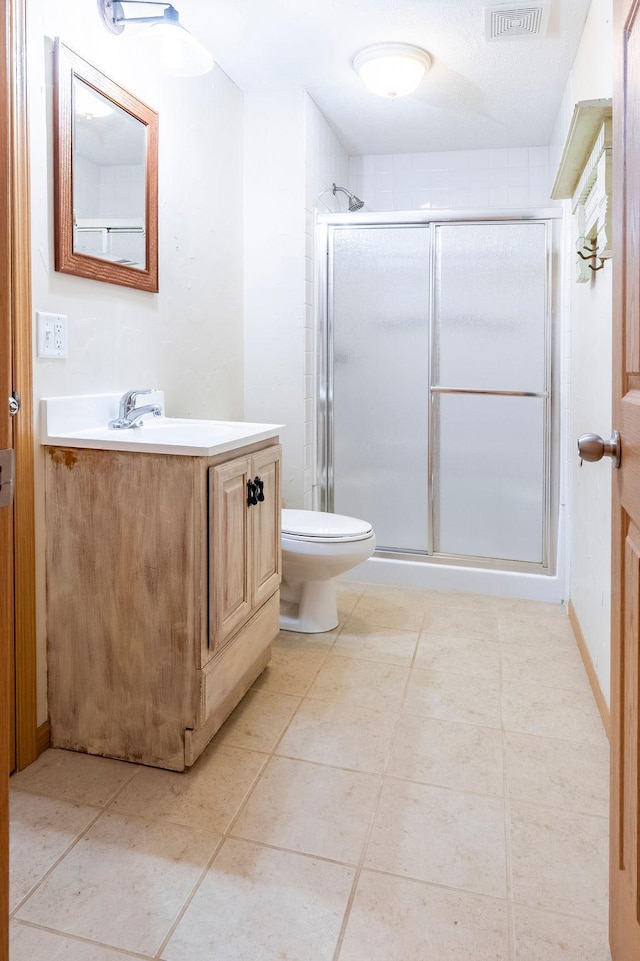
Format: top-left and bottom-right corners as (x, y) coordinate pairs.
(209, 456), (251, 652)
(250, 445), (282, 609)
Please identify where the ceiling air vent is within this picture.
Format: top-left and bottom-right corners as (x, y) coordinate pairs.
(485, 2), (550, 41)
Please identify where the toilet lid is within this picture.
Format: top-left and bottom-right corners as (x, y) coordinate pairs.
(282, 509), (373, 542)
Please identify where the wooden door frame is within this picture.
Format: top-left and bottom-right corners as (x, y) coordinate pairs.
(10, 0), (38, 776)
(0, 0), (37, 942)
(1, 0), (13, 954)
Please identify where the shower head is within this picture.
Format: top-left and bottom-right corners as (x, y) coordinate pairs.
(332, 183), (365, 212)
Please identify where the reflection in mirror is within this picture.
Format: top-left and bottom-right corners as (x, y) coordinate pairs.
(73, 78), (147, 269)
(55, 40), (159, 292)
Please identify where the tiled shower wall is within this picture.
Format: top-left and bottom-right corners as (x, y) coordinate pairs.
(349, 146), (555, 213)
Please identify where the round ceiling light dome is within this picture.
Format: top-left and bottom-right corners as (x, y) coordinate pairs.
(353, 42), (432, 99)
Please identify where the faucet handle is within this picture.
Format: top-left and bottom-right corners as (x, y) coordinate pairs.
(121, 388), (158, 416)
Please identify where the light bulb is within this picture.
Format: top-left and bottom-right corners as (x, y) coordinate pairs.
(137, 21), (214, 77)
(353, 43), (432, 99)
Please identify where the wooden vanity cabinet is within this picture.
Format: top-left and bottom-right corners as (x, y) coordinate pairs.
(209, 445), (281, 654)
(45, 439), (281, 772)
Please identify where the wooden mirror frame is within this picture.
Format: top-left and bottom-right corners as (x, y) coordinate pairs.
(54, 40), (159, 293)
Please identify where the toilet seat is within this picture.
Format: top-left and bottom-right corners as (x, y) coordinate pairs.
(281, 509), (373, 544)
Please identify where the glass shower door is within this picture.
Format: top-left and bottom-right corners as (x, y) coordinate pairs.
(330, 225), (431, 552)
(431, 221), (549, 564)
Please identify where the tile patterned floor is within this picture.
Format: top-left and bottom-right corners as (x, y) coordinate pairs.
(9, 584), (612, 960)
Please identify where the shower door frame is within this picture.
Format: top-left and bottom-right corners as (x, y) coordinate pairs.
(316, 208), (561, 576)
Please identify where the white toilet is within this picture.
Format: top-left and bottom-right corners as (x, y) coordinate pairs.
(280, 509), (376, 633)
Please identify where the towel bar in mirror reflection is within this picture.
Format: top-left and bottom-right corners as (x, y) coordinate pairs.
(54, 39), (159, 292)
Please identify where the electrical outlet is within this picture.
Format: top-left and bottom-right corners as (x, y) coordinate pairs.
(37, 311), (68, 358)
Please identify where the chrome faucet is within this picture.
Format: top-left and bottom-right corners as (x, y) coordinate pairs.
(108, 388), (163, 430)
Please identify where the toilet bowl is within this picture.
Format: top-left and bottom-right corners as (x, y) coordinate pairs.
(280, 509), (376, 633)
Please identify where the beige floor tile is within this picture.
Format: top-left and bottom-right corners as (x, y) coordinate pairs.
(512, 905), (611, 961)
(109, 743), (267, 833)
(361, 584), (436, 608)
(337, 587), (364, 624)
(499, 612), (576, 649)
(212, 689), (300, 753)
(338, 580), (369, 596)
(273, 628), (338, 653)
(16, 811), (219, 956)
(510, 800), (609, 922)
(162, 838), (354, 961)
(333, 622), (419, 666)
(365, 779), (507, 897)
(423, 591), (502, 613)
(404, 668), (502, 727)
(10, 749), (135, 807)
(493, 597), (568, 618)
(309, 655), (410, 711)
(233, 756), (380, 864)
(414, 633), (501, 678)
(422, 607), (500, 640)
(339, 870), (509, 961)
(348, 592), (427, 632)
(277, 699), (396, 773)
(10, 792), (98, 910)
(502, 680), (607, 745)
(252, 646), (326, 696)
(506, 732), (609, 817)
(501, 645), (590, 692)
(387, 714), (504, 796)
(7, 584), (615, 961)
(11, 921), (140, 960)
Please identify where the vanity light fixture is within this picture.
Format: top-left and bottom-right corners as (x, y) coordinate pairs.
(353, 42), (432, 99)
(97, 0), (214, 77)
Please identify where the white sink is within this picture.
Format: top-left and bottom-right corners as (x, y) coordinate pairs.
(41, 393), (283, 457)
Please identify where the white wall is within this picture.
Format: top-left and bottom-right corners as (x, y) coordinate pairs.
(553, 0), (613, 705)
(243, 90), (306, 508)
(304, 95), (349, 508)
(243, 91), (348, 509)
(28, 1), (244, 722)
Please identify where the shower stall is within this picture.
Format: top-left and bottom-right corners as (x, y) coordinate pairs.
(316, 210), (561, 594)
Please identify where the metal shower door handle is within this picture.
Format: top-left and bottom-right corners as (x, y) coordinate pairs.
(577, 430), (621, 468)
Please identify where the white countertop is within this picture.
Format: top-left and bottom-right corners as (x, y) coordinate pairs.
(41, 393), (283, 457)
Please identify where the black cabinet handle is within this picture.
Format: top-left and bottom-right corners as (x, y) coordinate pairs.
(247, 479), (258, 507)
(254, 476), (265, 502)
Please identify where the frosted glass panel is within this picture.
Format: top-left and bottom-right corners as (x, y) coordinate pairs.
(332, 226), (430, 552)
(434, 393), (545, 563)
(434, 223), (547, 392)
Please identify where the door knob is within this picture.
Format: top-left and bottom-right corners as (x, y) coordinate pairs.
(577, 430), (621, 468)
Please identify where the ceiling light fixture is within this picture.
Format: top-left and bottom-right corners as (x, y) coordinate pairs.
(353, 43), (432, 100)
(97, 0), (214, 77)
(353, 42), (432, 99)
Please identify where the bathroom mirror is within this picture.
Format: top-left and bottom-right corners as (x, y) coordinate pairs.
(54, 40), (159, 292)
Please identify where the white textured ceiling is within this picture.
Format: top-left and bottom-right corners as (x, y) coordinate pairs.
(184, 0), (591, 154)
